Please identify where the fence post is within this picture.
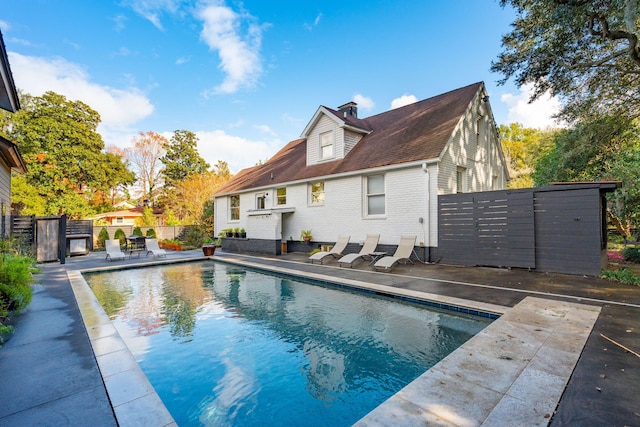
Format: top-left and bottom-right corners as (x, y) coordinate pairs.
(59, 215), (67, 265)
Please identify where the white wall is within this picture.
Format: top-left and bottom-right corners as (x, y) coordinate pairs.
(219, 166), (434, 247)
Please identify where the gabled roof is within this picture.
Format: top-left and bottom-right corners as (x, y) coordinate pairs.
(0, 31), (20, 113)
(0, 135), (26, 173)
(216, 82), (484, 195)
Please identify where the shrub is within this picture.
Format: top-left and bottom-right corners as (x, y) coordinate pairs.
(146, 228), (157, 238)
(182, 226), (206, 248)
(0, 253), (37, 345)
(132, 226), (143, 237)
(114, 228), (126, 246)
(622, 247), (640, 263)
(97, 227), (110, 249)
(601, 269), (640, 286)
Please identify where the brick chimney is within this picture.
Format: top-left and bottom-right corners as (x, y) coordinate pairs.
(337, 101), (357, 119)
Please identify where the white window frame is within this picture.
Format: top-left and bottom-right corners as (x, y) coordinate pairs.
(276, 187), (286, 205)
(256, 193), (267, 210)
(230, 194), (240, 221)
(116, 217), (124, 224)
(309, 181), (325, 206)
(319, 131), (334, 160)
(365, 174), (385, 217)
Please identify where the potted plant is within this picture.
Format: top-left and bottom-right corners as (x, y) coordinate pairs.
(225, 228), (233, 238)
(202, 237), (216, 256)
(239, 228), (246, 238)
(233, 227), (240, 238)
(300, 230), (312, 243)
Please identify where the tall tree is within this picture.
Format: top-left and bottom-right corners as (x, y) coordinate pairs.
(492, 0), (640, 121)
(4, 91), (131, 218)
(160, 130), (210, 187)
(103, 146), (136, 206)
(125, 131), (167, 203)
(533, 115), (640, 236)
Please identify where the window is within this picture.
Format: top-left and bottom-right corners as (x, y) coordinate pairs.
(256, 193), (266, 210)
(230, 194), (240, 220)
(456, 167), (465, 193)
(276, 187), (286, 205)
(320, 131), (334, 159)
(310, 181), (325, 205)
(366, 174), (385, 215)
(116, 217), (124, 224)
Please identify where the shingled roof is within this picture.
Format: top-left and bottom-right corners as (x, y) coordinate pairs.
(215, 82), (484, 195)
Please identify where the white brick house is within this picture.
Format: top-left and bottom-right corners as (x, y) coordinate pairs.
(213, 82), (508, 258)
(0, 31), (25, 236)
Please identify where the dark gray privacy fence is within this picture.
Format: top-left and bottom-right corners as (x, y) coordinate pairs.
(437, 182), (618, 276)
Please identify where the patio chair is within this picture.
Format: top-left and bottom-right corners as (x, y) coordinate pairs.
(145, 238), (167, 258)
(337, 234), (380, 267)
(105, 239), (126, 261)
(372, 235), (416, 272)
(308, 235), (350, 264)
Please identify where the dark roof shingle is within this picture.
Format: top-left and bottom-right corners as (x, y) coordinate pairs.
(216, 82), (482, 195)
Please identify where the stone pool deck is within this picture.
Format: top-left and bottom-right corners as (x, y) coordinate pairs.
(1, 249), (639, 426)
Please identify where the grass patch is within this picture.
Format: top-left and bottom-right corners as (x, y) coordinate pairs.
(601, 269), (640, 286)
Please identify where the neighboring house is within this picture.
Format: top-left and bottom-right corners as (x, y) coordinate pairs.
(92, 206), (164, 226)
(0, 30), (25, 236)
(213, 82), (508, 258)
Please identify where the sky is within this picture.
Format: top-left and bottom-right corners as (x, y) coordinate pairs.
(1, 1), (562, 174)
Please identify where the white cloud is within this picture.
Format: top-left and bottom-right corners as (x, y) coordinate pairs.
(501, 83), (563, 129)
(198, 4), (265, 94)
(9, 52), (154, 147)
(303, 13), (323, 31)
(254, 124), (276, 136)
(194, 130), (279, 173)
(0, 20), (10, 32)
(390, 94), (418, 109)
(123, 0), (181, 30)
(353, 94), (374, 110)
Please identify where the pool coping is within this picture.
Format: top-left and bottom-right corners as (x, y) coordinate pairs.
(69, 255), (601, 426)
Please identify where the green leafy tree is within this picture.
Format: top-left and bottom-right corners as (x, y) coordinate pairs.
(160, 130), (210, 188)
(533, 115), (640, 236)
(4, 92), (133, 218)
(114, 228), (126, 247)
(492, 0), (640, 122)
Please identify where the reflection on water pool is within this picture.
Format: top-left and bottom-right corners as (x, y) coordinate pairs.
(85, 261), (492, 426)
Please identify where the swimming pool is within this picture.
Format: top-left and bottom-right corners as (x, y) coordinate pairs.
(85, 261), (492, 426)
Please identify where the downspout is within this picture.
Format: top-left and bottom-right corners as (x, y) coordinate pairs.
(422, 162), (429, 251)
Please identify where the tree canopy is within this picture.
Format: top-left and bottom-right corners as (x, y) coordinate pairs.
(3, 92), (133, 218)
(125, 131), (167, 203)
(161, 130), (210, 187)
(492, 0), (640, 122)
(533, 115), (640, 235)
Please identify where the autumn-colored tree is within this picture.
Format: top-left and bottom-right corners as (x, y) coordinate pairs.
(499, 123), (557, 189)
(162, 161), (232, 224)
(125, 131), (167, 203)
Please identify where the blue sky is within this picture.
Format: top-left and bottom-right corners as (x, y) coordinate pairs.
(1, 1), (561, 173)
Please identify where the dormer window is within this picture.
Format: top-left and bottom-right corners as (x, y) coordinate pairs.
(319, 131), (334, 159)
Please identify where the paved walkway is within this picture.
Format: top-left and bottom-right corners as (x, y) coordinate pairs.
(0, 249), (638, 426)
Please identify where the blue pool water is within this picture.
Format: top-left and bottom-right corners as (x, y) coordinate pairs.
(85, 261), (492, 426)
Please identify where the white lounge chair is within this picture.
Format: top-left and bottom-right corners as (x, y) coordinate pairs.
(145, 238), (167, 258)
(373, 235), (416, 272)
(338, 234), (380, 267)
(105, 239), (126, 261)
(308, 235), (350, 264)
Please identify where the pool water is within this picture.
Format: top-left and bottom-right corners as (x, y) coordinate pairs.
(85, 261), (491, 426)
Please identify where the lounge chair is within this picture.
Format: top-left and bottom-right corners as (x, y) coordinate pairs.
(308, 235), (350, 264)
(372, 235), (416, 272)
(105, 239), (126, 261)
(145, 238), (167, 258)
(338, 234), (380, 267)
